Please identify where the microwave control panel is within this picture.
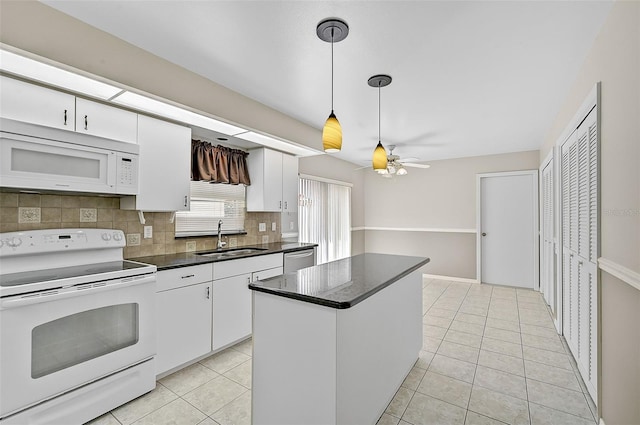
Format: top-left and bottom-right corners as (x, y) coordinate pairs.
(116, 154), (139, 195)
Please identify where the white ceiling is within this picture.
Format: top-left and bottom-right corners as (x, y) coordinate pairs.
(42, 0), (612, 166)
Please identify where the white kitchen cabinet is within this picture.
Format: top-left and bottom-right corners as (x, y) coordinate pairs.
(281, 152), (298, 213)
(156, 281), (213, 375)
(0, 75), (76, 130)
(246, 148), (298, 212)
(212, 273), (252, 350)
(212, 253), (283, 350)
(75, 97), (137, 143)
(120, 114), (191, 212)
(247, 148), (282, 211)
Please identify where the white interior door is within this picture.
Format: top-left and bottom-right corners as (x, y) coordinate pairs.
(478, 171), (538, 288)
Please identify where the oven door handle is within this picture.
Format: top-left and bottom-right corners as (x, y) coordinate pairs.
(0, 274), (156, 309)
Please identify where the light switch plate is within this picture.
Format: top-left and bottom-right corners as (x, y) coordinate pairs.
(289, 221), (294, 230)
(186, 241), (197, 252)
(261, 235), (269, 244)
(259, 222), (266, 232)
(228, 238), (238, 248)
(143, 226), (153, 239)
(271, 222), (276, 231)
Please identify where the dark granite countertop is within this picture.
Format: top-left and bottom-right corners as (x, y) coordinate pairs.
(248, 253), (429, 309)
(130, 242), (317, 271)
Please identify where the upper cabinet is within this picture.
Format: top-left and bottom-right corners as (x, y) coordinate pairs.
(246, 148), (298, 212)
(1, 75), (76, 130)
(120, 115), (191, 212)
(0, 75), (137, 144)
(75, 98), (137, 143)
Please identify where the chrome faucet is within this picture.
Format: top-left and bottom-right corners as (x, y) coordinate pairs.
(217, 220), (226, 249)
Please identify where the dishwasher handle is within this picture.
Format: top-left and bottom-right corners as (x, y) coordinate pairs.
(285, 250), (314, 259)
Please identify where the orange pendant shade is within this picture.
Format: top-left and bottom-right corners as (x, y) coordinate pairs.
(372, 141), (388, 170)
(322, 111), (342, 153)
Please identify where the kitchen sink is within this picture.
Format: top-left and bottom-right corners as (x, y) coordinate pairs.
(196, 247), (267, 259)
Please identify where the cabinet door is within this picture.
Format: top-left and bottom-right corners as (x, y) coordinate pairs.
(0, 75), (75, 130)
(123, 115), (191, 211)
(281, 153), (298, 213)
(212, 273), (252, 350)
(263, 149), (283, 211)
(75, 98), (138, 143)
(247, 148), (283, 212)
(156, 282), (212, 375)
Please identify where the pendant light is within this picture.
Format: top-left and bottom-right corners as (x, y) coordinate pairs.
(369, 74), (392, 171)
(317, 18), (349, 153)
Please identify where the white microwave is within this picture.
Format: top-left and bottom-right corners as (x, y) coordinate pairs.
(0, 118), (138, 195)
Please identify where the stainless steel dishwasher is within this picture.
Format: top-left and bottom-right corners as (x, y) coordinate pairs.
(283, 248), (316, 273)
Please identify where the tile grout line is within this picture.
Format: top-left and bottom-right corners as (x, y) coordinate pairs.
(516, 290), (534, 425)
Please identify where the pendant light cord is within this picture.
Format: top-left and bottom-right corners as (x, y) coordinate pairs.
(331, 28), (334, 111)
(378, 83), (381, 141)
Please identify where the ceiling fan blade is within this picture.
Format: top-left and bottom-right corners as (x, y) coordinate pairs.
(403, 162), (431, 169)
(353, 165), (370, 170)
(401, 157), (421, 162)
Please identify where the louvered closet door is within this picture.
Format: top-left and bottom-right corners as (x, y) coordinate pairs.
(541, 159), (555, 311)
(561, 106), (598, 402)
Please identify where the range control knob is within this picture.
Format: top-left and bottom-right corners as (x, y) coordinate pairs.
(7, 237), (22, 248)
(113, 232), (123, 241)
(101, 233), (112, 241)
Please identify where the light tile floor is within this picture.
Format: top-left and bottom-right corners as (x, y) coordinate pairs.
(87, 279), (597, 425)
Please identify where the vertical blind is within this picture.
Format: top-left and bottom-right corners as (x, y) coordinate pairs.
(299, 177), (351, 264)
(175, 181), (246, 237)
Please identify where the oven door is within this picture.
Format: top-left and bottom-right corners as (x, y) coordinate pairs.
(0, 274), (156, 418)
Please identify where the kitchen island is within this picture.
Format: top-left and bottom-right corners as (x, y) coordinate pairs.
(248, 253), (429, 425)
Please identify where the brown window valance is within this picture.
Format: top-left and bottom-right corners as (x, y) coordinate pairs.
(191, 140), (251, 185)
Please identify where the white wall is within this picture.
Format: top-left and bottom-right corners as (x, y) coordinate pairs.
(538, 2), (639, 423)
(364, 150), (539, 278)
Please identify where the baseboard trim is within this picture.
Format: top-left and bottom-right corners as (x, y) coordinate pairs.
(599, 418), (605, 425)
(598, 257), (640, 292)
(423, 273), (480, 284)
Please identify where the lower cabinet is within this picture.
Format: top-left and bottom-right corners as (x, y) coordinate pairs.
(156, 281), (212, 375)
(155, 253), (284, 375)
(212, 273), (252, 350)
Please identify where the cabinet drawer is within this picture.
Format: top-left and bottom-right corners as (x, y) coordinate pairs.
(157, 264), (213, 291)
(213, 253), (283, 280)
(252, 266), (283, 282)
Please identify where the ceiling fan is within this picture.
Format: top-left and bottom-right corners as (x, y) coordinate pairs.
(375, 145), (430, 177)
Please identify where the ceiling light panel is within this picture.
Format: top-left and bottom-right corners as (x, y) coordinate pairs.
(111, 91), (247, 136)
(0, 49), (122, 100)
(235, 131), (321, 157)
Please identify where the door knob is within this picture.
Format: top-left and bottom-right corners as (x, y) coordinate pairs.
(482, 232), (487, 237)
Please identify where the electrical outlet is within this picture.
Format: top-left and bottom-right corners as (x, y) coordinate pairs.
(261, 235), (269, 244)
(126, 233), (141, 246)
(143, 226), (153, 239)
(186, 241), (197, 252)
(259, 222), (266, 232)
(271, 222), (276, 231)
(228, 238), (238, 248)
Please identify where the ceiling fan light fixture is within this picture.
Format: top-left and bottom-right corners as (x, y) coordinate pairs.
(373, 141), (388, 171)
(396, 167), (408, 176)
(317, 18), (349, 153)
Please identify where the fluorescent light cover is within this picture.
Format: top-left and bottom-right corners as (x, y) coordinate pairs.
(235, 131), (321, 157)
(112, 91), (247, 136)
(0, 49), (122, 100)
